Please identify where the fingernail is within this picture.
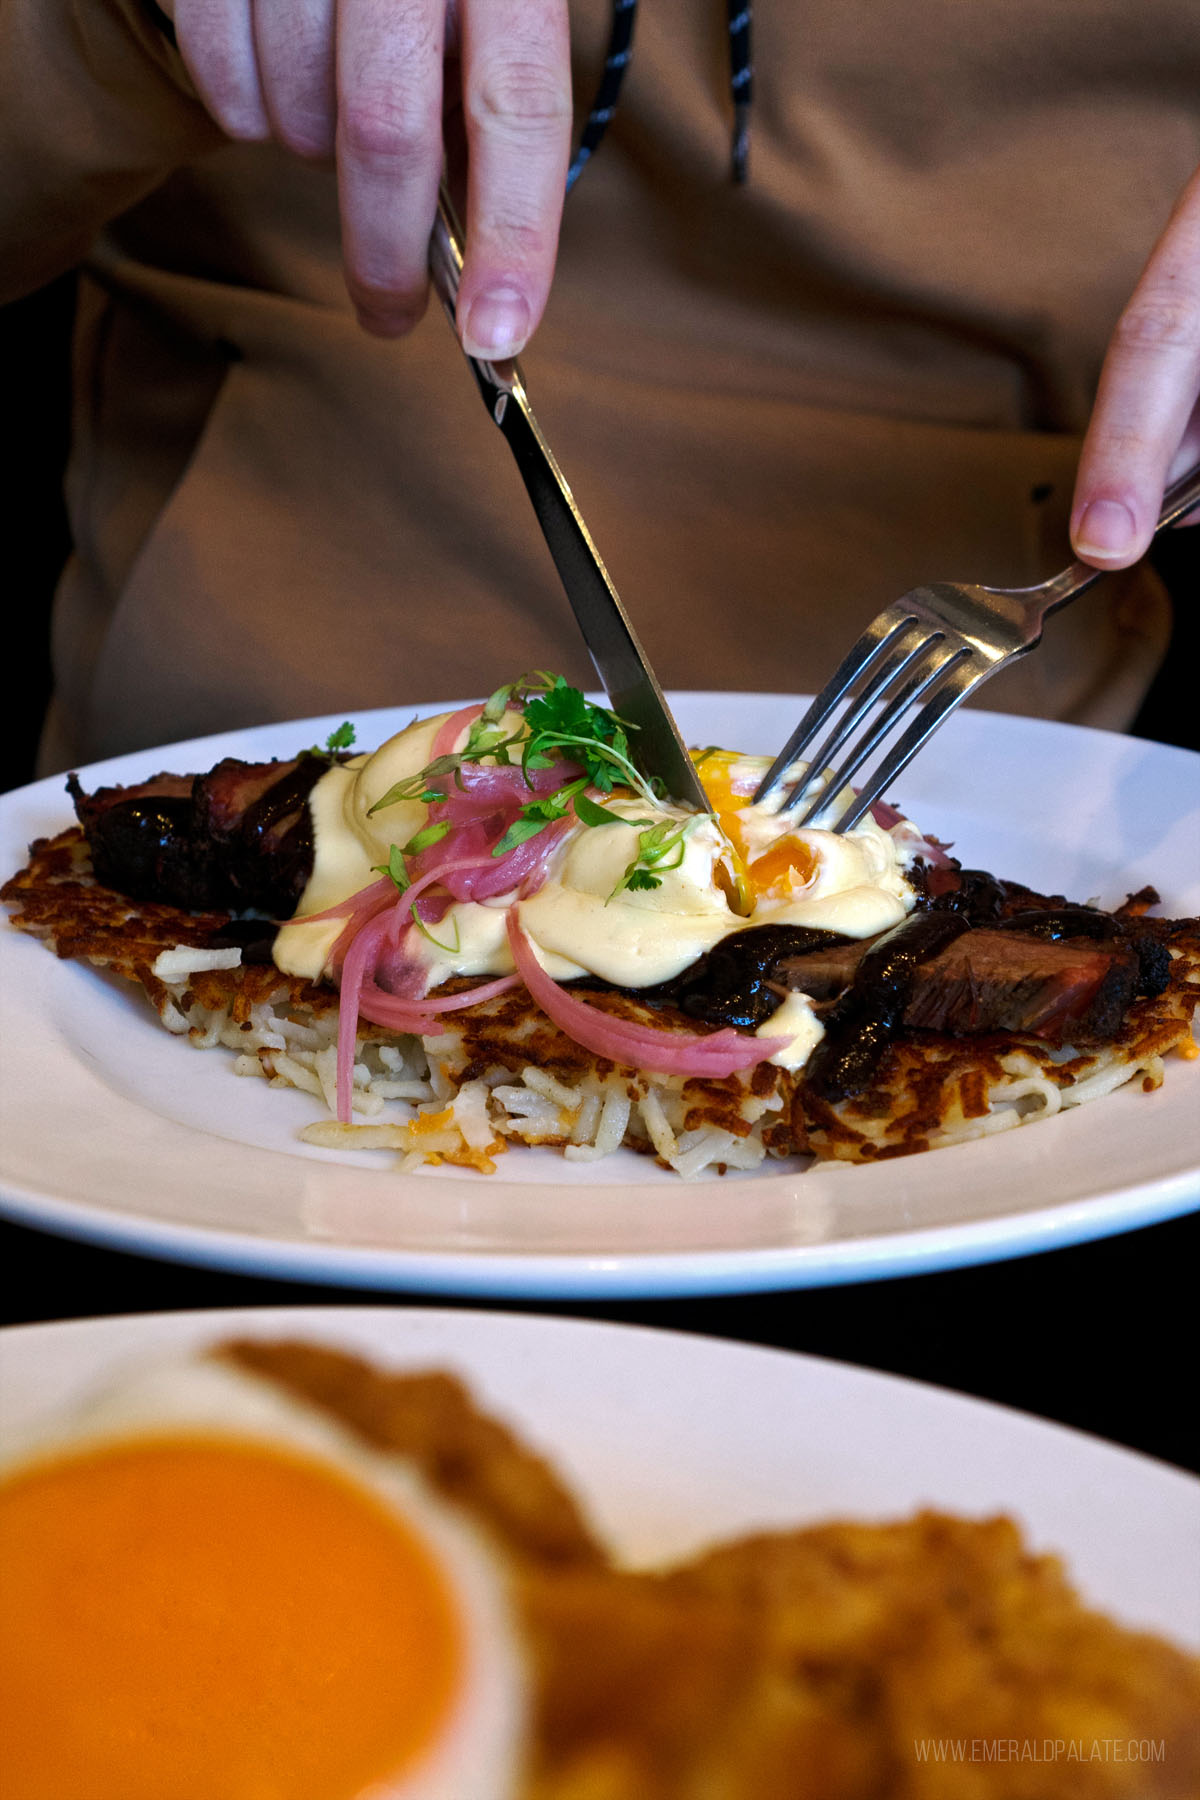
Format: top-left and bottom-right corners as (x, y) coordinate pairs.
(1074, 498), (1136, 560)
(461, 288), (530, 359)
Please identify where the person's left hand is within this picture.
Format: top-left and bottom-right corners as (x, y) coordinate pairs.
(1071, 162), (1200, 567)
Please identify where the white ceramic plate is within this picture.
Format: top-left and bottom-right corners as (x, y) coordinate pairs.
(2, 695), (1197, 1297)
(1, 1306), (1196, 1649)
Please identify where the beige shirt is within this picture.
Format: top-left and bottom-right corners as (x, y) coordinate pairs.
(3, 0), (1198, 770)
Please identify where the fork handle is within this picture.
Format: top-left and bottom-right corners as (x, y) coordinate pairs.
(1014, 463), (1200, 623)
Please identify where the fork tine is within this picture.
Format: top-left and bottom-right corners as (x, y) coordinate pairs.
(781, 628), (945, 814)
(752, 609), (920, 804)
(793, 640), (972, 826)
(832, 658), (990, 832)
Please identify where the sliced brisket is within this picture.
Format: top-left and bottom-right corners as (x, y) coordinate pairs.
(68, 770), (219, 911)
(193, 756), (328, 912)
(898, 929), (1139, 1039)
(634, 924), (860, 1029)
(68, 755), (329, 916)
(776, 925), (1143, 1041)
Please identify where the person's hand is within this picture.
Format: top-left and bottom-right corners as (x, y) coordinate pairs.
(1071, 164), (1200, 567)
(164, 0), (572, 354)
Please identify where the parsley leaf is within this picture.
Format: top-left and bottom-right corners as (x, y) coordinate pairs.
(491, 776), (590, 858)
(573, 792), (619, 828)
(306, 720), (357, 759)
(518, 676), (647, 796)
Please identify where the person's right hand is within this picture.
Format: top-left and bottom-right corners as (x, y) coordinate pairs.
(164, 0), (573, 356)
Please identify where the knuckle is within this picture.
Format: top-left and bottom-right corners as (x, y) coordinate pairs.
(473, 207), (555, 266)
(468, 57), (572, 137)
(1113, 296), (1200, 357)
(338, 90), (433, 165)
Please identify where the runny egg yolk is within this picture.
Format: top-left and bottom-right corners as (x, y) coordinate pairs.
(0, 1436), (464, 1800)
(697, 750), (818, 903)
(744, 837), (820, 898)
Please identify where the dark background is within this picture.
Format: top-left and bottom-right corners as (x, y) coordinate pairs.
(3, 275), (1198, 1479)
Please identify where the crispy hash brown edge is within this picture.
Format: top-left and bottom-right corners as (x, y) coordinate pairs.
(5, 826), (1200, 1172)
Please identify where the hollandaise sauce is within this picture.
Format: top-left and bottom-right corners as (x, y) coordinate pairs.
(269, 679), (924, 1117)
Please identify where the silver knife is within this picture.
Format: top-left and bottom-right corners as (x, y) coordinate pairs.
(428, 187), (713, 815)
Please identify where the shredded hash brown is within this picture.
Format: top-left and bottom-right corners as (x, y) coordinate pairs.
(4, 826), (1199, 1172)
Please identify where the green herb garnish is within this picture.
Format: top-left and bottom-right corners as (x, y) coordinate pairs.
(572, 792), (619, 829)
(608, 818), (694, 899)
(372, 842), (460, 952)
(373, 844), (411, 892)
(491, 777), (591, 858)
(306, 720), (357, 758)
(367, 674), (658, 816)
(400, 820), (451, 857)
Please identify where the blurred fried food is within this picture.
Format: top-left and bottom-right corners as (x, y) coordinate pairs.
(222, 1340), (1200, 1799)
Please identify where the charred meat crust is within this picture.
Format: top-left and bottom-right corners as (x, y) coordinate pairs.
(632, 866), (1172, 1103)
(68, 755), (331, 916)
(638, 925), (860, 1029)
(802, 912), (971, 1100)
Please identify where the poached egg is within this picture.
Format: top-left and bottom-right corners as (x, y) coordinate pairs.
(271, 710), (922, 1071)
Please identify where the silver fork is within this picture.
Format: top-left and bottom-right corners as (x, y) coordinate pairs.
(754, 465), (1200, 831)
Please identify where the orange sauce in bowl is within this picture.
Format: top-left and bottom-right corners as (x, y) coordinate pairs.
(0, 1436), (463, 1799)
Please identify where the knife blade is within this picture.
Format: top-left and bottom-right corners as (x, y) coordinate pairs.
(428, 188), (713, 815)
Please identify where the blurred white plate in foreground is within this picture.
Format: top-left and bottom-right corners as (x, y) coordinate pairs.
(2, 1307), (1196, 1649)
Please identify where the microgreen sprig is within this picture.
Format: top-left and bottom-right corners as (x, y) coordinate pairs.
(372, 842), (461, 953)
(367, 674), (661, 816)
(609, 818), (695, 898)
(491, 777), (591, 858)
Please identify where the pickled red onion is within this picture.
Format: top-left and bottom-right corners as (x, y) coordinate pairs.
(432, 702), (485, 758)
(356, 973), (520, 1034)
(336, 907), (395, 1120)
(328, 734), (791, 1114)
(505, 911), (787, 1077)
